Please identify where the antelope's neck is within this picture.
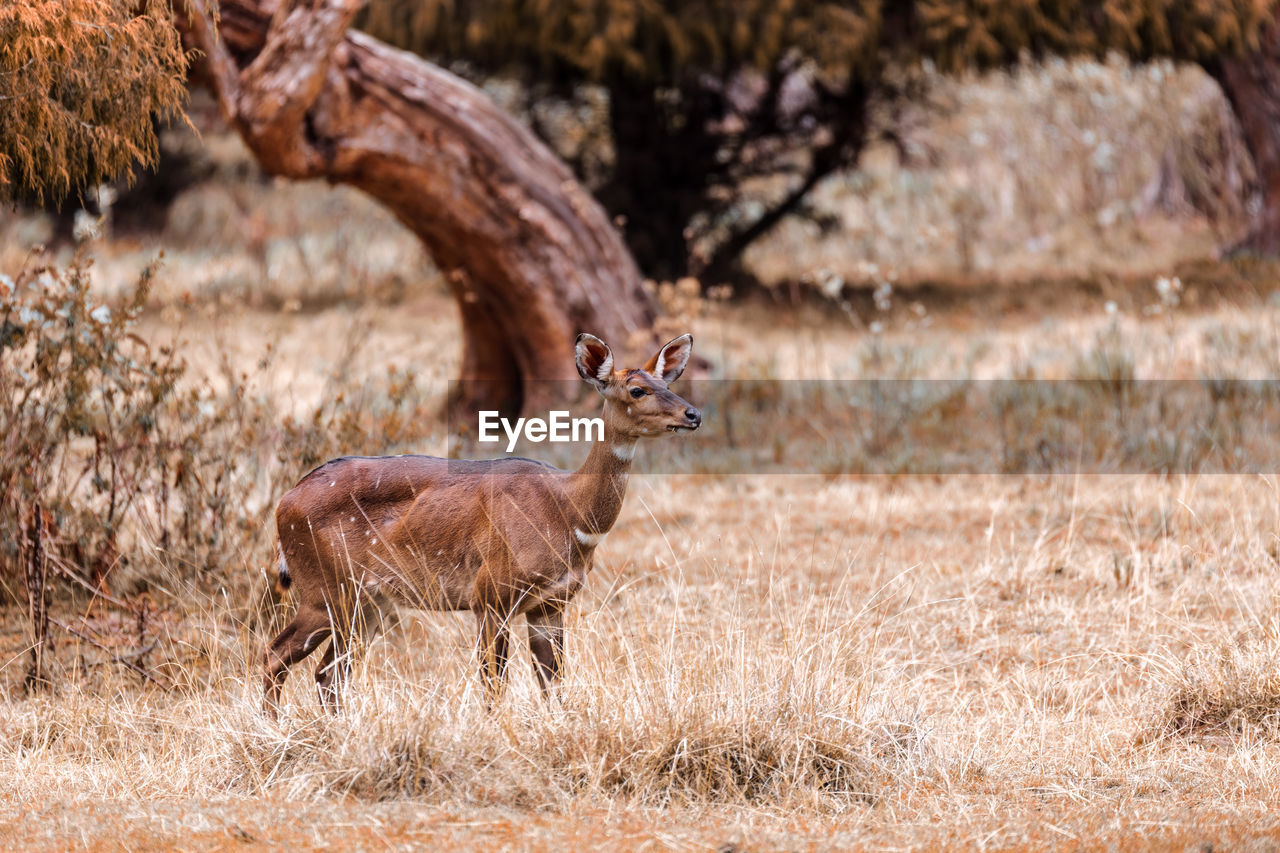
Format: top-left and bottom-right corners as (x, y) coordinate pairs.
(569, 404), (636, 535)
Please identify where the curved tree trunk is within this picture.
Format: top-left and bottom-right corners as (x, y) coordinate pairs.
(182, 0), (656, 417)
(1207, 15), (1280, 256)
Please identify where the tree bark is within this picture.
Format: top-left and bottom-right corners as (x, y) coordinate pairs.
(1208, 16), (1280, 256)
(182, 0), (657, 417)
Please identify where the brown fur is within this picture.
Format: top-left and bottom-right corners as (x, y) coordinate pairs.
(263, 334), (699, 714)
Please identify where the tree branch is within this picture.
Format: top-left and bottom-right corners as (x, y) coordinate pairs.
(184, 0), (364, 177)
(241, 0), (363, 147)
(182, 0), (248, 126)
(695, 84), (870, 286)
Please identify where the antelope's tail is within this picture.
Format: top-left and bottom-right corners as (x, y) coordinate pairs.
(275, 542), (292, 594)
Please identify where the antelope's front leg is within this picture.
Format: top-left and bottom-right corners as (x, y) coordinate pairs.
(526, 602), (566, 699)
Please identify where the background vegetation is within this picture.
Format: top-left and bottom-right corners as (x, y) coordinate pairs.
(0, 0), (187, 204)
(356, 0), (1274, 283)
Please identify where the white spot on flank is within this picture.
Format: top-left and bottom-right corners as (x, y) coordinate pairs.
(330, 481), (335, 487)
(612, 442), (636, 461)
(574, 528), (602, 547)
(372, 539), (377, 545)
(350, 516), (355, 523)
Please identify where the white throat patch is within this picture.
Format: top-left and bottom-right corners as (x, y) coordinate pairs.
(611, 441), (636, 461)
(574, 528), (603, 547)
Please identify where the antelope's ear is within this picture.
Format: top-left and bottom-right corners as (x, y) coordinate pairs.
(575, 333), (614, 392)
(644, 334), (693, 384)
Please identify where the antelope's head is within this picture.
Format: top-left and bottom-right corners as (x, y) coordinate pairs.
(575, 333), (701, 438)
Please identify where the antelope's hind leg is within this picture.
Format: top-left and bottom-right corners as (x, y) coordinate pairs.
(262, 604), (332, 716)
(314, 629), (352, 713)
(313, 588), (385, 713)
(526, 602), (566, 699)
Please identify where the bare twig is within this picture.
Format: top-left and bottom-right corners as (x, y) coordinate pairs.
(47, 552), (140, 612)
(49, 617), (172, 690)
(24, 500), (49, 690)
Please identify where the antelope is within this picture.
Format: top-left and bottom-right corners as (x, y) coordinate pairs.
(264, 333), (700, 713)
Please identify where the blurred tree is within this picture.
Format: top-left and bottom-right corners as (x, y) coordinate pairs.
(357, 0), (1277, 280)
(358, 0), (897, 284)
(1205, 13), (1280, 254)
(180, 0), (657, 418)
(0, 1), (188, 205)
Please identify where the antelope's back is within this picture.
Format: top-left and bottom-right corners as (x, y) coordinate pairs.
(274, 454), (567, 599)
(281, 454), (563, 516)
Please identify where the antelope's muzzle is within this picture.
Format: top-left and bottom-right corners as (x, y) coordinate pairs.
(671, 406), (701, 431)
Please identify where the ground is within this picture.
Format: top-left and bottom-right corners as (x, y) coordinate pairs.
(4, 62), (1280, 849)
(5, 276), (1280, 850)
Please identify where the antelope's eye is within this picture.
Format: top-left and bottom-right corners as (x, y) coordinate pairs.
(629, 386), (647, 399)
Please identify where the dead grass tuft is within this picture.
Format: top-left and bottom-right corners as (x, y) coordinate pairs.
(1152, 617), (1280, 741)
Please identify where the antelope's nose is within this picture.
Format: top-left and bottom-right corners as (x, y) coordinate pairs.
(685, 407), (702, 428)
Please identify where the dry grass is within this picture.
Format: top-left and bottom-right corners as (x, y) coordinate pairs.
(1152, 615), (1280, 742)
(5, 469), (1280, 848)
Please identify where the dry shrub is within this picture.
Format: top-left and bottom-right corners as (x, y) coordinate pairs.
(1150, 615), (1280, 740)
(749, 58), (1247, 288)
(0, 247), (301, 599)
(0, 248), (442, 686)
(0, 248), (191, 592)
